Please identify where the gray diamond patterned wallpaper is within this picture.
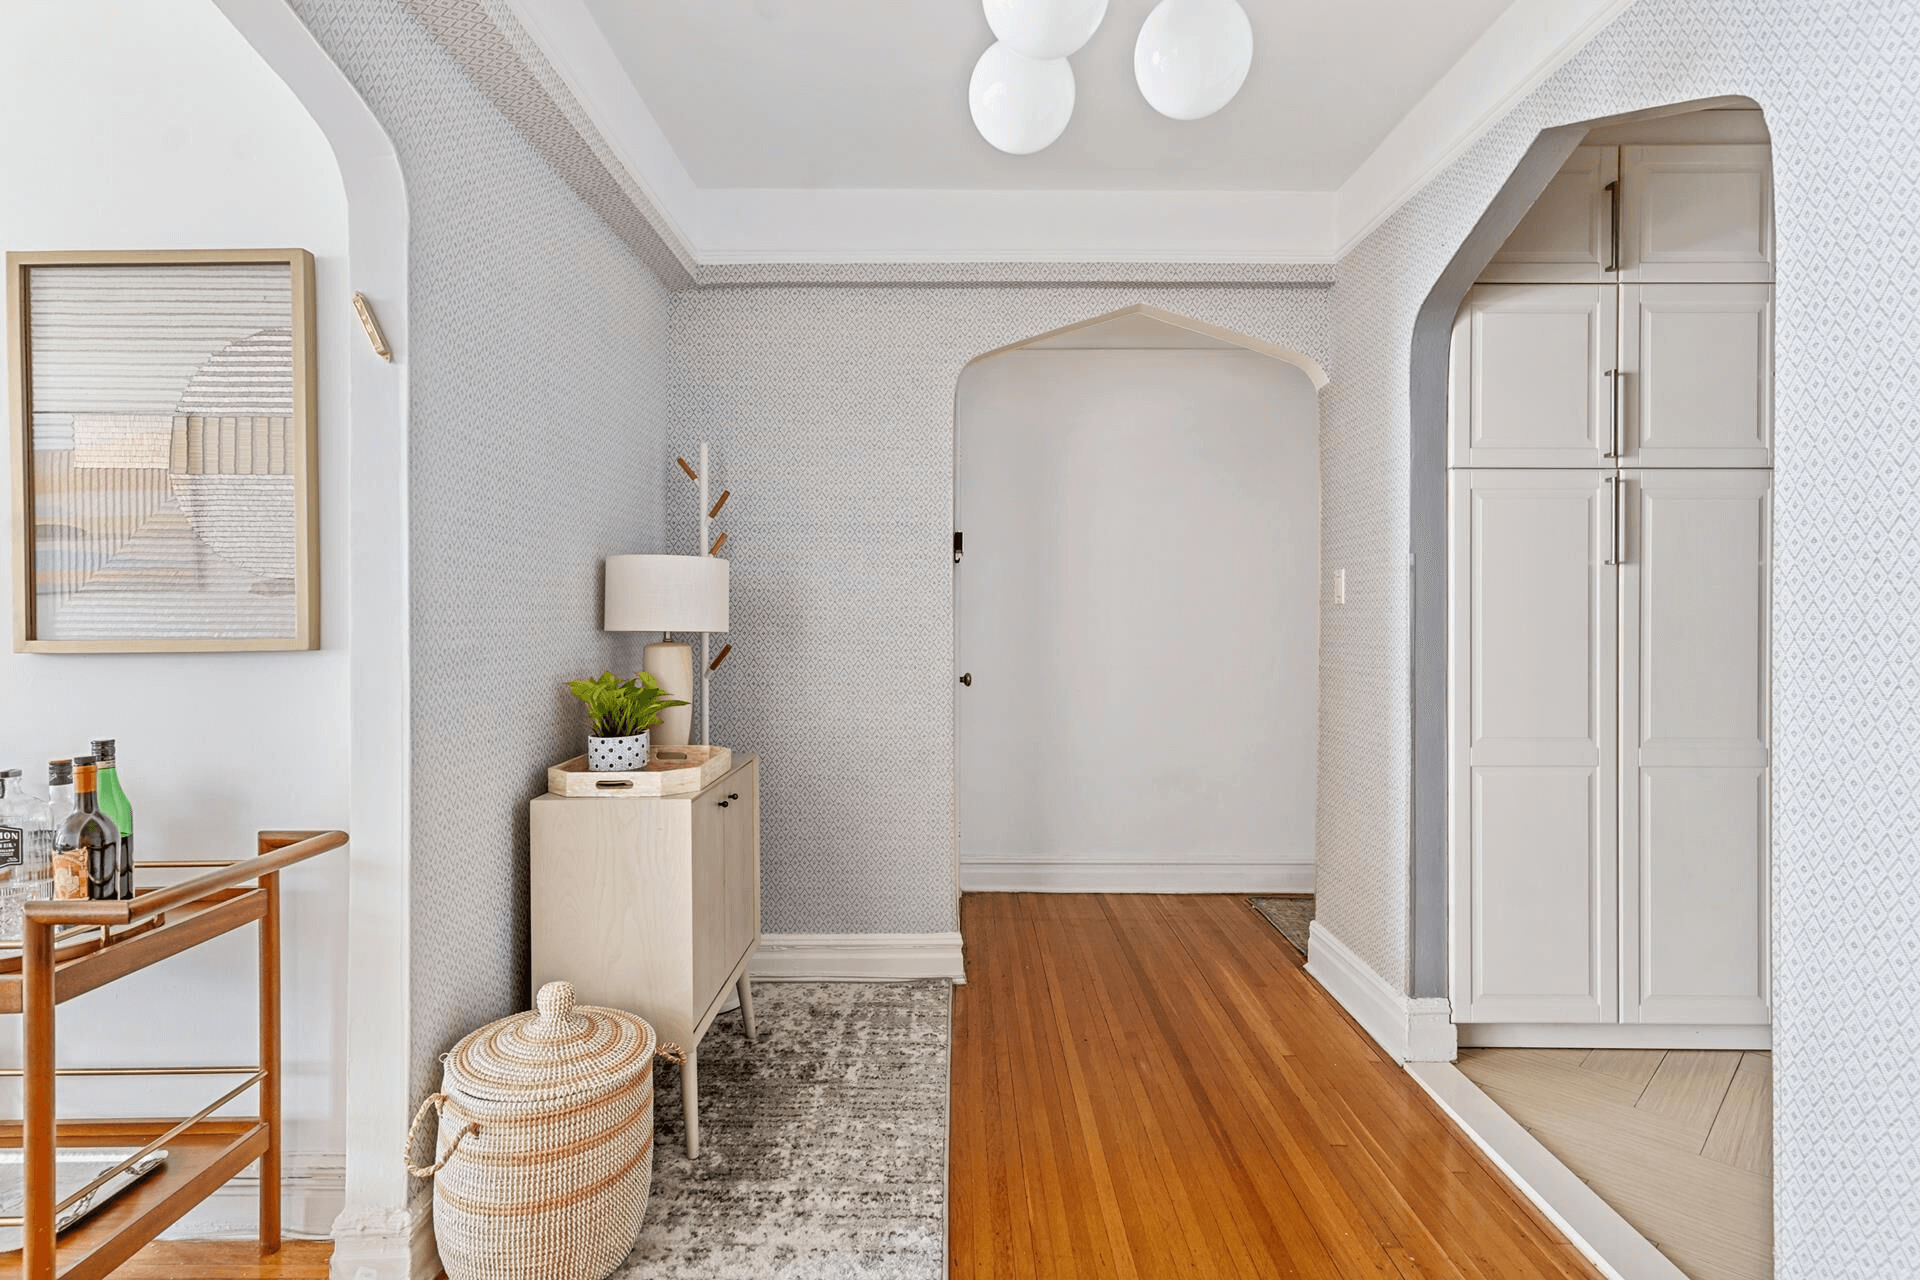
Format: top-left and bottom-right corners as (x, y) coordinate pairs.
(273, 0), (1920, 1269)
(668, 285), (1331, 935)
(1321, 1), (1920, 1273)
(284, 0), (673, 1126)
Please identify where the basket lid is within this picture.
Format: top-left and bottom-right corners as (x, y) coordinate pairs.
(442, 981), (656, 1108)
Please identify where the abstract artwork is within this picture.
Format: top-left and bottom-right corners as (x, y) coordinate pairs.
(7, 250), (317, 652)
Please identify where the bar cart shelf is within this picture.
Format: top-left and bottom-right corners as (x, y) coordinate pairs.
(0, 829), (346, 1280)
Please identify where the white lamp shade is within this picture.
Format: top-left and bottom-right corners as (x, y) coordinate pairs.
(604, 554), (729, 633)
(1134, 0), (1253, 122)
(969, 42), (1075, 155)
(983, 0), (1108, 59)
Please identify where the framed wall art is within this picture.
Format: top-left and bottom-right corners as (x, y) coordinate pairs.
(7, 249), (318, 652)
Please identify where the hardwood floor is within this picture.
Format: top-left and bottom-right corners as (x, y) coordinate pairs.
(951, 893), (1604, 1279)
(1456, 1047), (1773, 1280)
(112, 1239), (331, 1278)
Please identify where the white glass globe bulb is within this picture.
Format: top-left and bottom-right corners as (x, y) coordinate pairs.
(969, 42), (1076, 155)
(1134, 0), (1253, 122)
(983, 0), (1109, 60)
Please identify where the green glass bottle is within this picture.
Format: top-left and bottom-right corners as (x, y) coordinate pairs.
(90, 740), (133, 901)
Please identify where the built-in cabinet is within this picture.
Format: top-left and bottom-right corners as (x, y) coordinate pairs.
(1449, 126), (1773, 1043)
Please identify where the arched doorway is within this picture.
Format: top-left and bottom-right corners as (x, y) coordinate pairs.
(952, 306), (1327, 898)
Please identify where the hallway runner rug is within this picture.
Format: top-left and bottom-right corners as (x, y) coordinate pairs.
(621, 980), (950, 1279)
(1250, 894), (1315, 955)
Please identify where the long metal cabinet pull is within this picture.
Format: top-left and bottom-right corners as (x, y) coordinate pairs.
(1614, 476), (1628, 566)
(1603, 369), (1619, 457)
(1604, 179), (1620, 273)
(1603, 477), (1619, 566)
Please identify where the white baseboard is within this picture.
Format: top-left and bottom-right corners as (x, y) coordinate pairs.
(750, 932), (966, 983)
(1459, 1022), (1772, 1050)
(1407, 1062), (1688, 1280)
(155, 1152), (342, 1240)
(325, 1199), (426, 1280)
(960, 858), (1313, 894)
(1304, 921), (1457, 1063)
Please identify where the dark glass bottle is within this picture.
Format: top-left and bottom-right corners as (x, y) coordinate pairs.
(90, 740), (134, 899)
(53, 757), (121, 902)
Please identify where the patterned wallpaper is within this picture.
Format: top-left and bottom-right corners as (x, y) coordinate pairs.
(1319, 1), (1920, 1273)
(667, 285), (1330, 935)
(285, 0), (673, 1127)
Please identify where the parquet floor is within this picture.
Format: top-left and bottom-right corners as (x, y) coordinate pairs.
(1457, 1047), (1772, 1280)
(951, 893), (1604, 1279)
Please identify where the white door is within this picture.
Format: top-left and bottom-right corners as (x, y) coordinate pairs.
(1450, 285), (1619, 468)
(1450, 469), (1619, 1023)
(1480, 146), (1620, 284)
(1623, 283), (1773, 467)
(1619, 469), (1772, 1025)
(1620, 145), (1774, 282)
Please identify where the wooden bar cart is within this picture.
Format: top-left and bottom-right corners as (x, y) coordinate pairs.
(0, 829), (346, 1280)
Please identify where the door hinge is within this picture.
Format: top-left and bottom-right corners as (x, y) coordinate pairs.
(953, 530), (963, 563)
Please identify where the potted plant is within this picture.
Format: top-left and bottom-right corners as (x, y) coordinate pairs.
(567, 670), (688, 772)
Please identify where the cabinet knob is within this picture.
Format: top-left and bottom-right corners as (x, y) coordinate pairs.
(728, 793), (739, 800)
(959, 672), (973, 686)
(717, 800), (730, 808)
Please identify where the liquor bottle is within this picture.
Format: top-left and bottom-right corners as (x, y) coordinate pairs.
(53, 757), (119, 902)
(90, 740), (134, 900)
(47, 759), (75, 832)
(0, 770), (54, 935)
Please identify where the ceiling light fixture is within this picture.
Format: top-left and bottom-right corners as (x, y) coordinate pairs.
(1134, 0), (1254, 122)
(983, 0), (1110, 59)
(969, 41), (1077, 156)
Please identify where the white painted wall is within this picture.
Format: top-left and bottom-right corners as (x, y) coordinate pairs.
(956, 349), (1319, 892)
(0, 0), (351, 1235)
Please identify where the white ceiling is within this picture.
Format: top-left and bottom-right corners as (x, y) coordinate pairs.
(579, 0), (1514, 191)
(501, 0), (1637, 262)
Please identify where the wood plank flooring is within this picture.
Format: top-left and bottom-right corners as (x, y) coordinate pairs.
(951, 893), (1604, 1279)
(1456, 1047), (1773, 1280)
(112, 1240), (332, 1278)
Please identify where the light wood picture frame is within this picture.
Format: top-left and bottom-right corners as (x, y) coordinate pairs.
(7, 249), (318, 653)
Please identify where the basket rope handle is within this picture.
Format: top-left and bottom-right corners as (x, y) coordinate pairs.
(406, 1093), (479, 1179)
(656, 1041), (687, 1067)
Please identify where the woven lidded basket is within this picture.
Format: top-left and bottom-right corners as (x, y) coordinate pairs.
(407, 981), (662, 1280)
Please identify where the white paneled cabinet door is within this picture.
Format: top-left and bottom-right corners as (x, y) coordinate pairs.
(1623, 283), (1773, 467)
(1450, 469), (1618, 1023)
(1451, 285), (1618, 468)
(1619, 470), (1772, 1025)
(1620, 145), (1774, 282)
(1480, 146), (1619, 283)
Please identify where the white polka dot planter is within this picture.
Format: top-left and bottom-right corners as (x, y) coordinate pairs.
(586, 731), (650, 772)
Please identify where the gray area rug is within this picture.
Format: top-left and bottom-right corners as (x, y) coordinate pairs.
(1250, 895), (1314, 955)
(621, 980), (950, 1279)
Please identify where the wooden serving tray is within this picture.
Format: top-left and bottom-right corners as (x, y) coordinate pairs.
(548, 746), (733, 797)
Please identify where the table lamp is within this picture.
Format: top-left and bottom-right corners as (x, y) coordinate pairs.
(604, 554), (730, 747)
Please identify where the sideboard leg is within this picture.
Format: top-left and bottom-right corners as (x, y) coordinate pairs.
(737, 976), (757, 1041)
(682, 1049), (700, 1158)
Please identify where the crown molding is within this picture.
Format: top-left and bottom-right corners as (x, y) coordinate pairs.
(1333, 0), (1641, 256)
(494, 0), (1633, 274)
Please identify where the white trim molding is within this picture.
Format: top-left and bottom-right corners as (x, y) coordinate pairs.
(1407, 1062), (1689, 1280)
(751, 933), (967, 984)
(493, 0), (1633, 268)
(1305, 921), (1457, 1063)
(1459, 1022), (1772, 1051)
(961, 857), (1313, 895)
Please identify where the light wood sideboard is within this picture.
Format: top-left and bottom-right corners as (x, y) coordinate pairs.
(530, 754), (759, 1157)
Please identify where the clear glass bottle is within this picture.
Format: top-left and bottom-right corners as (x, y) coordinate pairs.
(53, 756), (118, 902)
(91, 740), (133, 899)
(0, 770), (53, 939)
(47, 759), (75, 832)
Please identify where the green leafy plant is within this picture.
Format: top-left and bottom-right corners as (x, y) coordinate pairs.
(566, 670), (688, 738)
